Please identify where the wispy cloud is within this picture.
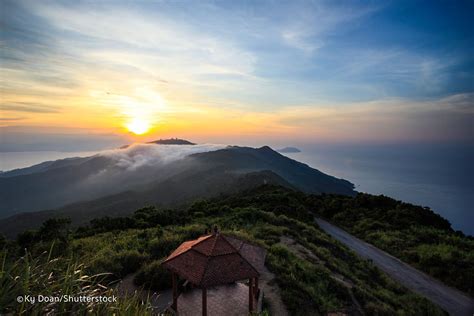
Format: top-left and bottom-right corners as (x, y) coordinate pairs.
(280, 2), (379, 55)
(0, 117), (25, 121)
(100, 143), (226, 171)
(275, 93), (474, 143)
(1, 102), (60, 113)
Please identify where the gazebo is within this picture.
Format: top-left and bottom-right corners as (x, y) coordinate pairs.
(162, 232), (267, 315)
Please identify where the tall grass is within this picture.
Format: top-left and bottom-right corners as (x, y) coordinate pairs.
(0, 243), (153, 315)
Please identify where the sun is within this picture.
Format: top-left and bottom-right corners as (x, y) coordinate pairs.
(126, 117), (151, 135)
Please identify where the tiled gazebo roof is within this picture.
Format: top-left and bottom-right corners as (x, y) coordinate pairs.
(162, 233), (266, 288)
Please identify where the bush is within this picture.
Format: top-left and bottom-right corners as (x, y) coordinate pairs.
(17, 230), (36, 250)
(117, 250), (148, 276)
(134, 260), (171, 291)
(89, 249), (147, 278)
(148, 235), (182, 259)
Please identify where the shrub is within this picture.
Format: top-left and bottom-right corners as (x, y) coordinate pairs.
(89, 249), (147, 278)
(133, 260), (171, 291)
(117, 250), (148, 276)
(148, 235), (182, 259)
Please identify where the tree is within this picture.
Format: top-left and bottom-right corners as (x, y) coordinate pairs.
(37, 218), (71, 243)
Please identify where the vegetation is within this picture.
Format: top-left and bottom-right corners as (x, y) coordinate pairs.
(203, 186), (473, 295)
(1, 185), (453, 315)
(313, 192), (474, 295)
(0, 247), (153, 315)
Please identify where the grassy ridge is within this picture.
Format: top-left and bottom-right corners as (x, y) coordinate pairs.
(1, 185), (449, 315)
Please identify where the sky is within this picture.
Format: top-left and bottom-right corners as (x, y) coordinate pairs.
(1, 0), (473, 150)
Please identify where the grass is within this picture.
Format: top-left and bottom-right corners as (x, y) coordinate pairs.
(0, 244), (153, 315)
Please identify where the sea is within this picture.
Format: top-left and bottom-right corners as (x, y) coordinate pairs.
(1, 143), (472, 235)
(284, 143), (473, 236)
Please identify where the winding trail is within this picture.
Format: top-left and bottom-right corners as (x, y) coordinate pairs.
(259, 265), (289, 316)
(315, 218), (474, 316)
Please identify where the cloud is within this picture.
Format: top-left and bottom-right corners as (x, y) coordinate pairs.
(0, 117), (25, 121)
(0, 126), (128, 152)
(72, 143), (227, 193)
(99, 143), (226, 171)
(280, 2), (379, 55)
(25, 1), (257, 80)
(331, 49), (457, 95)
(0, 102), (60, 113)
(275, 93), (474, 143)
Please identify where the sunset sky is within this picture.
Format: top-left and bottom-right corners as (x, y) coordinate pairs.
(1, 0), (473, 150)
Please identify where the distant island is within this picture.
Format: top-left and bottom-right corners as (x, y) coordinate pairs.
(277, 146), (301, 153)
(148, 138), (196, 145)
(118, 138), (195, 149)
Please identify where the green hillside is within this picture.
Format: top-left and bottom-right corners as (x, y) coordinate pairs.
(3, 185), (470, 315)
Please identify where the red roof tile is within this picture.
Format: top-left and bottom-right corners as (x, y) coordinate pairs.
(166, 235), (212, 261)
(162, 234), (266, 287)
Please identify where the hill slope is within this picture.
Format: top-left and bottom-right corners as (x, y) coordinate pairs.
(0, 145), (354, 235)
(0, 144), (354, 226)
(0, 170), (293, 237)
(1, 185), (448, 315)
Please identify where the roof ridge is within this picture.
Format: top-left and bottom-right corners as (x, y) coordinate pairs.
(224, 235), (244, 251)
(220, 234), (239, 253)
(198, 234), (219, 287)
(222, 235), (260, 277)
(163, 234), (212, 264)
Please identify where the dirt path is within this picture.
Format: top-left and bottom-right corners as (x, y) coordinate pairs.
(315, 218), (474, 316)
(117, 271), (287, 315)
(116, 273), (172, 313)
(259, 265), (289, 316)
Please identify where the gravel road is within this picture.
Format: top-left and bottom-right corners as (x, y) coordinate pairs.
(315, 218), (474, 316)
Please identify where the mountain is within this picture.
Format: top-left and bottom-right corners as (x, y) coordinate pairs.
(0, 155), (117, 218)
(189, 146), (353, 195)
(277, 146), (301, 153)
(0, 170), (294, 237)
(0, 156), (92, 178)
(148, 138), (195, 145)
(0, 145), (354, 237)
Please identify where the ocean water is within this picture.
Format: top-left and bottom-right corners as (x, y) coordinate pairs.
(0, 151), (101, 171)
(284, 143), (474, 235)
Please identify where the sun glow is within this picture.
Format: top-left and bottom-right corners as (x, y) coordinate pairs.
(117, 87), (168, 135)
(126, 117), (151, 135)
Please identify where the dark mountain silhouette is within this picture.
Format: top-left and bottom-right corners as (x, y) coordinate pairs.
(0, 156), (91, 178)
(0, 146), (354, 237)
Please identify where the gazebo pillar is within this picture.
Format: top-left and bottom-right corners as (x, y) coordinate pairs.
(172, 272), (178, 311)
(202, 288), (207, 316)
(254, 277), (259, 298)
(248, 278), (254, 312)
